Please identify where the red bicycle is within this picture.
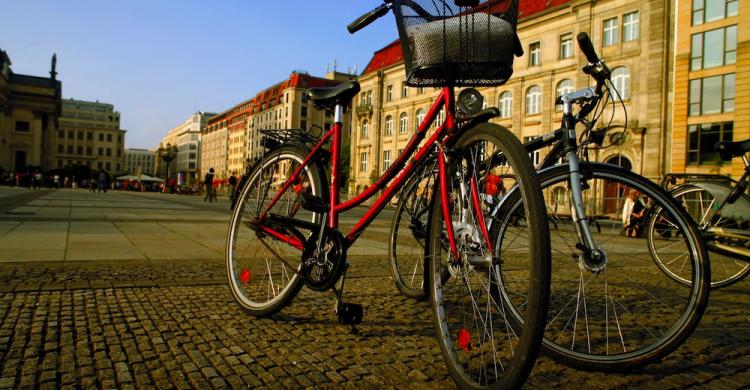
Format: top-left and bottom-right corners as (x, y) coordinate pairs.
(226, 1), (550, 387)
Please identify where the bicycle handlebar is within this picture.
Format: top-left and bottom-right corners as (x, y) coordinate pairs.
(576, 32), (600, 64)
(348, 3), (391, 34)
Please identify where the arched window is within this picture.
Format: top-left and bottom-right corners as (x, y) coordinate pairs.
(498, 91), (513, 118)
(384, 115), (393, 136)
(415, 108), (426, 131)
(361, 120), (369, 139)
(526, 86), (541, 115)
(399, 112), (408, 134)
(555, 79), (574, 110)
(611, 67), (631, 99)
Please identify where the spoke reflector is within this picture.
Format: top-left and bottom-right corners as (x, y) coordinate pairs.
(457, 328), (472, 351)
(240, 268), (252, 284)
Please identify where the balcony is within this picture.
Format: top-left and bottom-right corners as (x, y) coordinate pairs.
(356, 103), (373, 116)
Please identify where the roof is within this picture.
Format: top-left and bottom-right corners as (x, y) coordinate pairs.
(207, 72), (344, 126)
(361, 0), (572, 76)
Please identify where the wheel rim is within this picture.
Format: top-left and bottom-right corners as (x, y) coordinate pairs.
(498, 168), (705, 365)
(651, 186), (750, 288)
(228, 153), (319, 310)
(432, 136), (532, 386)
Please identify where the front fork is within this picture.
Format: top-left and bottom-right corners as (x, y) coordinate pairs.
(566, 150), (607, 272)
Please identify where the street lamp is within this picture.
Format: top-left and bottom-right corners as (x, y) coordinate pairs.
(157, 143), (178, 190)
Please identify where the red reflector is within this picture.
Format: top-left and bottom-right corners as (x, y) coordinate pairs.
(457, 328), (471, 351)
(240, 268), (252, 284)
(485, 173), (502, 196)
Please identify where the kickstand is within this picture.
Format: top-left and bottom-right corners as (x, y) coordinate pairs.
(331, 262), (362, 334)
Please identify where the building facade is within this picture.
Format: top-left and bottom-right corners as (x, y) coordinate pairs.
(124, 148), (156, 176)
(0, 49), (62, 172)
(671, 0), (747, 179)
(159, 112), (213, 185)
(57, 99), (126, 173)
(350, 0), (674, 191)
(202, 71), (354, 180)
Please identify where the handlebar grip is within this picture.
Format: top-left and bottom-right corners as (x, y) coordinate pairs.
(348, 4), (390, 34)
(576, 32), (600, 64)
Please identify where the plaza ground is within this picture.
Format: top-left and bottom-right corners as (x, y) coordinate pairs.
(1, 187), (749, 388)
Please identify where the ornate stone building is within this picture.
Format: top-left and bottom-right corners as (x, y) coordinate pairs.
(124, 148), (156, 176)
(350, 0), (674, 192)
(0, 49), (62, 172)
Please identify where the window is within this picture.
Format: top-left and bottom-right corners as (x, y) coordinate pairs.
(623, 12), (639, 41)
(603, 17), (619, 46)
(399, 112), (408, 133)
(415, 109), (426, 131)
(99, 133), (104, 141)
(555, 79), (574, 110)
(687, 122), (733, 164)
(524, 136), (541, 166)
(559, 33), (573, 59)
(386, 85), (393, 102)
(383, 150), (392, 171)
(87, 132), (93, 140)
(107, 134), (112, 142)
(526, 86), (541, 115)
(692, 0), (738, 25)
(77, 146), (83, 155)
(77, 131), (83, 140)
(361, 120), (369, 139)
(611, 67), (631, 99)
(106, 148), (112, 156)
(98, 148), (103, 156)
(58, 130), (64, 138)
(385, 115), (393, 136)
(57, 145), (63, 153)
(67, 145), (73, 154)
(689, 73), (735, 116)
(529, 42), (541, 66)
(14, 121), (30, 132)
(106, 162), (111, 170)
(498, 91), (513, 118)
(86, 147), (92, 155)
(691, 25), (736, 70)
(401, 82), (408, 98)
(360, 152), (368, 173)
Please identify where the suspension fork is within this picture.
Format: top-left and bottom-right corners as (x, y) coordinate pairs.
(561, 112), (599, 261)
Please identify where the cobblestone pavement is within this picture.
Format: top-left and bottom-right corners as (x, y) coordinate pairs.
(1, 188), (750, 389)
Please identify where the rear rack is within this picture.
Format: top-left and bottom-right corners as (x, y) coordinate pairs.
(260, 128), (319, 149)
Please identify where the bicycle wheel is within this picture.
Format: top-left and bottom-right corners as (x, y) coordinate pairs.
(226, 146), (327, 317)
(427, 123), (550, 388)
(496, 163), (709, 370)
(389, 157), (438, 300)
(649, 184), (750, 288)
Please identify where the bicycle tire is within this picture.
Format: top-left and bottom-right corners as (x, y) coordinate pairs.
(495, 163), (710, 370)
(426, 123), (551, 388)
(389, 158), (437, 300)
(226, 145), (327, 317)
(648, 184), (750, 289)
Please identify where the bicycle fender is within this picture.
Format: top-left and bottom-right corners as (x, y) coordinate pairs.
(690, 182), (750, 221)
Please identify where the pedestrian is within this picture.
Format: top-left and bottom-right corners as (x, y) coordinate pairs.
(228, 172), (238, 201)
(98, 171), (107, 193)
(32, 170), (43, 190)
(53, 173), (60, 188)
(204, 168), (215, 202)
(622, 189), (647, 238)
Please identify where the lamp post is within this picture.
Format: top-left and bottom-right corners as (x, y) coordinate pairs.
(157, 143), (178, 192)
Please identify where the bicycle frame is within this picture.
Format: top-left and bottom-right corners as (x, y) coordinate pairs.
(257, 86), (467, 258)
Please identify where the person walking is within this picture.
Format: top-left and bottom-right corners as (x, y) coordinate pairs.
(97, 171), (107, 193)
(204, 168), (215, 202)
(228, 172), (238, 202)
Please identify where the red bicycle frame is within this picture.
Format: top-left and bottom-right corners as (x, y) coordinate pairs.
(258, 86), (471, 258)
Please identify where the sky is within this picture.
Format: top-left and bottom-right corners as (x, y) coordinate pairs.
(0, 1), (398, 148)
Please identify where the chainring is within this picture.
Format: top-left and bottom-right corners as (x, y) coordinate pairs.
(301, 229), (347, 291)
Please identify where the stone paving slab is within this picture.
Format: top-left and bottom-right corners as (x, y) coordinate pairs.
(2, 188), (750, 388)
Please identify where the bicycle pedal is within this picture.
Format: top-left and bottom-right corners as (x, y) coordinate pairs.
(300, 192), (329, 213)
(338, 303), (363, 325)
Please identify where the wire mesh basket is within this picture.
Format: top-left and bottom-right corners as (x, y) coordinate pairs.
(393, 0), (520, 87)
